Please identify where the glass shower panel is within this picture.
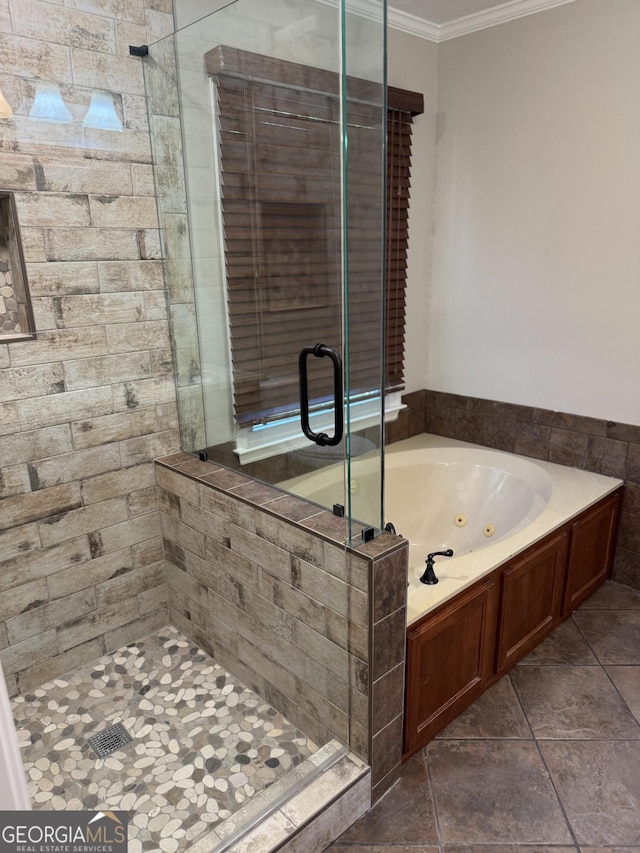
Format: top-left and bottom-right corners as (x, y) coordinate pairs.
(342, 0), (386, 534)
(146, 0), (386, 537)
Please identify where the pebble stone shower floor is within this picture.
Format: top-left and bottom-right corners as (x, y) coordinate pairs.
(11, 625), (318, 853)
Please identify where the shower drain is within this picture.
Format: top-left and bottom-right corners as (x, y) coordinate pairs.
(88, 723), (133, 758)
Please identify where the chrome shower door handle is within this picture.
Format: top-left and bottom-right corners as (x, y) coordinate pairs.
(298, 343), (344, 447)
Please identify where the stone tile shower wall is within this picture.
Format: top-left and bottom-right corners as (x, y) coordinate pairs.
(0, 0), (180, 697)
(143, 36), (206, 453)
(420, 389), (640, 590)
(156, 453), (409, 803)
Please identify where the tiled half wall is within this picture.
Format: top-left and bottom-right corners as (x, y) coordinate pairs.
(155, 452), (409, 803)
(388, 388), (640, 590)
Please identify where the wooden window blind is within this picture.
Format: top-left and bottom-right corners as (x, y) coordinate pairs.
(386, 87), (424, 391)
(206, 47), (423, 427)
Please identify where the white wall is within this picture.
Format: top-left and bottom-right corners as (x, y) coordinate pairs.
(387, 28), (439, 394)
(428, 0), (640, 425)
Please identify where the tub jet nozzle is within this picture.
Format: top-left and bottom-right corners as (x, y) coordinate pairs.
(420, 549), (454, 585)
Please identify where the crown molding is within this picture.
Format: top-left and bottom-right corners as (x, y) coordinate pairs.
(386, 7), (443, 40)
(388, 0), (577, 42)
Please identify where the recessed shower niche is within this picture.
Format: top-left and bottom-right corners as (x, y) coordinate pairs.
(0, 191), (35, 341)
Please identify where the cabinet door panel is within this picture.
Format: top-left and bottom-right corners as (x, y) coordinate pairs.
(563, 491), (622, 615)
(404, 578), (497, 759)
(497, 530), (568, 673)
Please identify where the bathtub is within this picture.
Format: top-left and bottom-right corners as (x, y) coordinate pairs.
(385, 442), (553, 566)
(390, 434), (623, 624)
(280, 433), (623, 626)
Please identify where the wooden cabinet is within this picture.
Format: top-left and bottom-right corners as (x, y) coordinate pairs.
(562, 491), (622, 616)
(496, 529), (568, 674)
(403, 488), (623, 761)
(403, 578), (498, 758)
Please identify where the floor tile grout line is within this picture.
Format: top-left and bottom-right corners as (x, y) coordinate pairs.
(433, 733), (640, 741)
(531, 734), (581, 850)
(507, 669), (536, 740)
(600, 663), (640, 729)
(422, 743), (445, 848)
(516, 662), (601, 666)
(569, 611), (608, 668)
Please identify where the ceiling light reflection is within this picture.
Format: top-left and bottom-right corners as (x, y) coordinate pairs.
(82, 92), (123, 131)
(29, 83), (73, 123)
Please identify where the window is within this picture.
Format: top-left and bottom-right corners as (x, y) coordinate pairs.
(207, 47), (423, 433)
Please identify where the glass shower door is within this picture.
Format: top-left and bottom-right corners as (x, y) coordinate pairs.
(146, 0), (387, 538)
(143, 3), (386, 847)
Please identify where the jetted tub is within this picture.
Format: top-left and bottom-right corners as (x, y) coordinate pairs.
(280, 433), (623, 627)
(386, 443), (553, 565)
(389, 434), (622, 625)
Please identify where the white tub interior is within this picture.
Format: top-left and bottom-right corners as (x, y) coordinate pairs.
(385, 447), (553, 571)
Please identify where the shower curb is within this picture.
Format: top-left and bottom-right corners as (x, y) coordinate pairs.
(188, 739), (370, 853)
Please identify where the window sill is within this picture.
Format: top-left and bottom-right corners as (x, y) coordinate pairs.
(235, 392), (405, 465)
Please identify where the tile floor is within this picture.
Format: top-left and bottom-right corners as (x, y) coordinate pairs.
(329, 580), (640, 853)
(11, 625), (317, 853)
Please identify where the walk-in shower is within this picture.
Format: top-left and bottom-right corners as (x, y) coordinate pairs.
(2, 0), (411, 846)
(90, 0), (386, 846)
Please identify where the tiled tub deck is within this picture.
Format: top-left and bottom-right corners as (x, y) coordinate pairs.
(11, 625), (343, 852)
